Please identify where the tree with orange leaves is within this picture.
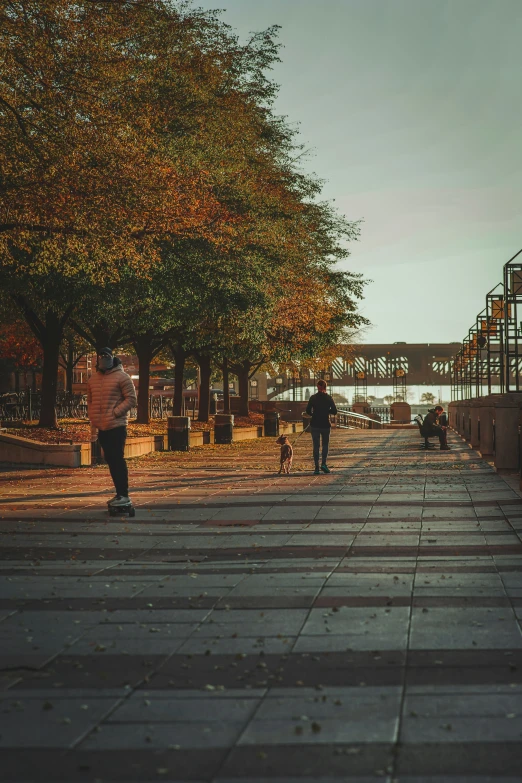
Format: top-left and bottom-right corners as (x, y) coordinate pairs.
(0, 0), (249, 280)
(0, 318), (42, 370)
(0, 1), (295, 423)
(219, 262), (368, 415)
(1, 3), (369, 427)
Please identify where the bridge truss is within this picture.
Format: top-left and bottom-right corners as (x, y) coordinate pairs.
(267, 343), (458, 400)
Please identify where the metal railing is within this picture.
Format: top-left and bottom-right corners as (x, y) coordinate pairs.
(128, 395), (175, 420)
(0, 391), (90, 422)
(0, 392), (174, 422)
(336, 407), (385, 429)
(370, 406), (391, 423)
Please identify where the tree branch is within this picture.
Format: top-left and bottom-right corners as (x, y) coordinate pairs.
(11, 294), (45, 343)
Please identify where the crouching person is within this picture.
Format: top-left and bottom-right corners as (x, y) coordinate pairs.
(421, 405), (450, 450)
(88, 348), (137, 506)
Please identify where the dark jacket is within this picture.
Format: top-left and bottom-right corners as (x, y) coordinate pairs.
(306, 392), (337, 429)
(421, 408), (440, 434)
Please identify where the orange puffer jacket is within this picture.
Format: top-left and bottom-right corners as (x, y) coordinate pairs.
(87, 364), (137, 432)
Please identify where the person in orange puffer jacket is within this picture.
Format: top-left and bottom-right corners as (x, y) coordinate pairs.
(87, 347), (137, 507)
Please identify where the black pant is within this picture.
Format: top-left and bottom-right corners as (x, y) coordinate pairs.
(311, 426), (331, 466)
(422, 425), (447, 446)
(98, 426), (128, 496)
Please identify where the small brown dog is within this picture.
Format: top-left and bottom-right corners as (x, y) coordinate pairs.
(276, 434), (293, 474)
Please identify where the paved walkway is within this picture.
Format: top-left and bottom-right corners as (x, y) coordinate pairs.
(0, 428), (522, 782)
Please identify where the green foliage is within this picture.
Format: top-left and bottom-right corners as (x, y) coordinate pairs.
(0, 1), (370, 414)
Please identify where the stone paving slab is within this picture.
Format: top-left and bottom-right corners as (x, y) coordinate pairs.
(1, 428), (522, 781)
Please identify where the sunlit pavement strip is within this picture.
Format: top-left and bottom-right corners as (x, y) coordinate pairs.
(0, 429), (522, 782)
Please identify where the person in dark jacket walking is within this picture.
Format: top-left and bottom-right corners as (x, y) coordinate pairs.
(305, 379), (337, 474)
(421, 405), (450, 450)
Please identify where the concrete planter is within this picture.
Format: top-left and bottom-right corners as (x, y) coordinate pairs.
(123, 436), (161, 459)
(0, 432), (91, 468)
(469, 400), (481, 448)
(518, 408), (522, 489)
(448, 401), (457, 430)
(493, 393), (522, 473)
(190, 430), (215, 447)
(454, 403), (462, 434)
(233, 426), (263, 442)
(390, 402), (411, 424)
(0, 419), (305, 468)
(461, 400), (471, 440)
(478, 395), (499, 457)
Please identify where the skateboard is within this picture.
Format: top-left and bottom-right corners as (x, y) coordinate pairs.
(108, 501), (135, 517)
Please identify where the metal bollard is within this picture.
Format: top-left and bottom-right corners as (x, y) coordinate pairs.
(263, 410), (280, 437)
(167, 416), (191, 451)
(215, 413), (234, 444)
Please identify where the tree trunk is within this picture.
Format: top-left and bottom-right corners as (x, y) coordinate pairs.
(135, 340), (153, 424)
(237, 362), (250, 417)
(172, 345), (186, 417)
(11, 297), (72, 428)
(65, 343), (74, 394)
(39, 314), (62, 428)
(222, 357), (230, 414)
(197, 354), (211, 423)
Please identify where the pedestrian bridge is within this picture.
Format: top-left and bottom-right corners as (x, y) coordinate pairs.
(267, 341), (459, 398)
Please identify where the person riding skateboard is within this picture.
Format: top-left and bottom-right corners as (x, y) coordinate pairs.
(305, 379), (337, 474)
(421, 404), (450, 450)
(88, 348), (137, 507)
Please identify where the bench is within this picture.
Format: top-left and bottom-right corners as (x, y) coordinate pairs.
(414, 414), (436, 449)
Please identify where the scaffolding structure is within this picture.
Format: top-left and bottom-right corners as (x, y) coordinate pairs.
(353, 369), (367, 403)
(451, 250), (522, 400)
(393, 366), (407, 401)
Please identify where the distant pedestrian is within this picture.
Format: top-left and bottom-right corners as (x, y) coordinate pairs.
(305, 379), (337, 474)
(87, 348), (137, 506)
(421, 405), (450, 450)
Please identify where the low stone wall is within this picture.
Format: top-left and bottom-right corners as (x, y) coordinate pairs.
(189, 430), (213, 447)
(0, 420), (305, 467)
(123, 435), (166, 459)
(233, 426), (263, 442)
(449, 394), (522, 477)
(0, 432), (91, 468)
(282, 421), (304, 434)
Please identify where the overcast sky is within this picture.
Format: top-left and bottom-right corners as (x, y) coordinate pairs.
(196, 0), (522, 344)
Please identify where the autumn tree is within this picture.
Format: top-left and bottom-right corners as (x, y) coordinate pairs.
(58, 330), (90, 395)
(0, 301), (42, 393)
(1, 256), (88, 426)
(1, 3), (369, 428)
(0, 312), (42, 372)
(0, 0), (240, 281)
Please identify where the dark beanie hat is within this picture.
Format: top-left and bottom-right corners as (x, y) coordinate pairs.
(98, 347), (113, 357)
